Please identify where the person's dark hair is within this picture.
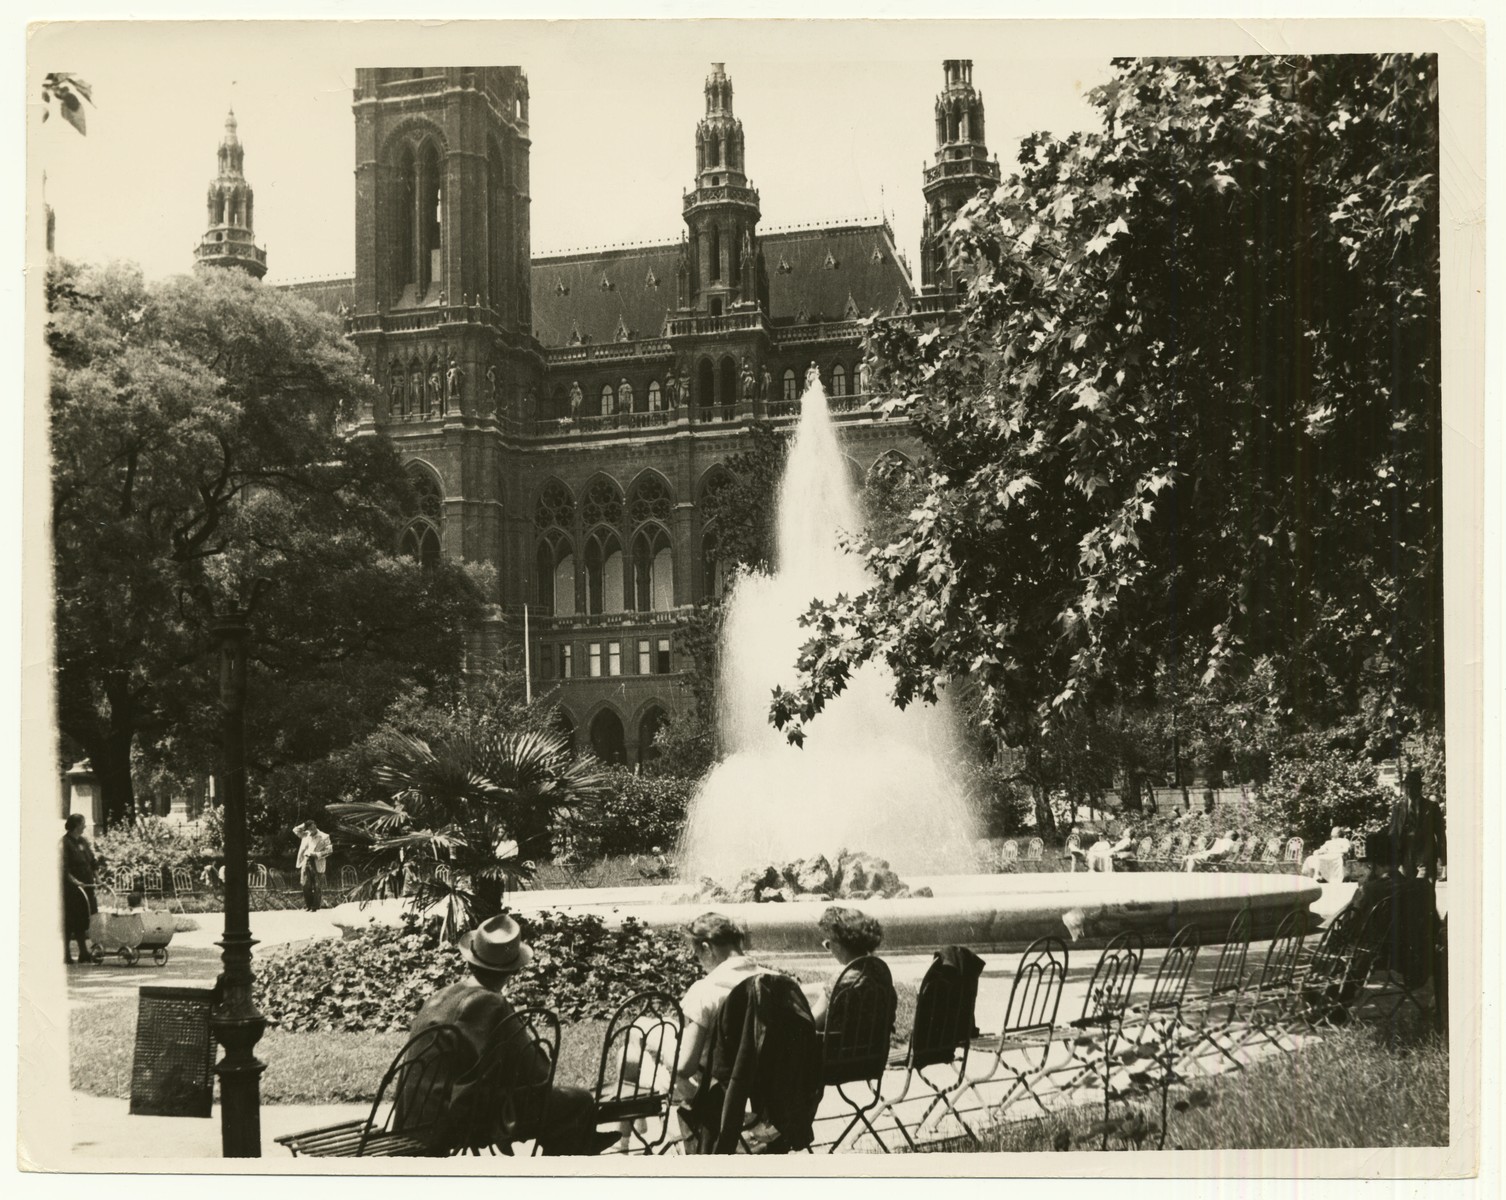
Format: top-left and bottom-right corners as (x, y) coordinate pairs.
(684, 912), (748, 952)
(65, 814), (85, 832)
(127, 892), (144, 909)
(818, 906), (884, 955)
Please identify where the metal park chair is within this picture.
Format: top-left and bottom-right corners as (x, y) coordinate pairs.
(591, 991), (685, 1154)
(1125, 925), (1201, 1044)
(446, 1008), (562, 1156)
(1026, 837), (1045, 862)
(340, 864), (360, 891)
(1043, 932), (1145, 1107)
(1260, 836), (1283, 865)
(1284, 838), (1305, 870)
(966, 936), (1069, 1120)
(276, 1023), (466, 1157)
(167, 867), (196, 914)
(873, 949), (984, 1150)
(1000, 840), (1020, 868)
(1227, 907), (1310, 1060)
(1236, 836), (1260, 864)
(1177, 906), (1253, 1075)
(817, 958), (899, 1152)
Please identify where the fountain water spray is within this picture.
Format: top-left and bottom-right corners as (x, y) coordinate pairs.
(679, 375), (978, 883)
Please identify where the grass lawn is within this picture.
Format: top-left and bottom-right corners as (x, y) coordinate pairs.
(942, 1023), (1449, 1152)
(71, 1002), (610, 1104)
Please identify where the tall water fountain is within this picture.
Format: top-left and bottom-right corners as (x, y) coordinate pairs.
(680, 374), (979, 883)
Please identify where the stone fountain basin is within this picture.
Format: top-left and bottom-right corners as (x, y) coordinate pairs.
(513, 871), (1322, 954)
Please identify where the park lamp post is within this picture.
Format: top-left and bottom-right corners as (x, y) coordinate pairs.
(209, 599), (267, 1157)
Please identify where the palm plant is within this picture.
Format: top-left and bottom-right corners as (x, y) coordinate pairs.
(328, 728), (609, 939)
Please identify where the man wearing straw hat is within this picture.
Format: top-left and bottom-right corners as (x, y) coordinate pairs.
(406, 913), (616, 1156)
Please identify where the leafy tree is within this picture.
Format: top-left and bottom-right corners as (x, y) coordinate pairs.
(701, 421), (790, 575)
(329, 729), (609, 937)
(770, 57), (1442, 779)
(49, 260), (489, 825)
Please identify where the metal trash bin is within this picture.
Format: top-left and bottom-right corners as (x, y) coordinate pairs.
(129, 986), (218, 1118)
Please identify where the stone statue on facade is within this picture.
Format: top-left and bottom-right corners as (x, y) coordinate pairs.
(618, 378), (633, 413)
(759, 364), (773, 401)
(428, 365), (443, 413)
(678, 364), (691, 408)
(409, 370), (423, 415)
(388, 368), (403, 417)
(740, 358), (757, 401)
(486, 363), (498, 406)
(446, 357), (464, 408)
(569, 380), (584, 417)
(805, 361), (821, 393)
(664, 370), (680, 408)
(856, 357), (871, 396)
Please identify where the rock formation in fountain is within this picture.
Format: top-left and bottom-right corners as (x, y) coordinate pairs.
(679, 376), (978, 883)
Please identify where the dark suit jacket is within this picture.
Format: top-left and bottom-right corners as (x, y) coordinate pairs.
(401, 982), (549, 1152)
(686, 973), (823, 1154)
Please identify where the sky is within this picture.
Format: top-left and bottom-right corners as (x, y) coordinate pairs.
(31, 21), (1116, 287)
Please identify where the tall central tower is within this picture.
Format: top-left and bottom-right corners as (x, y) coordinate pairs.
(920, 60), (1000, 293)
(681, 63), (764, 316)
(350, 67), (541, 623)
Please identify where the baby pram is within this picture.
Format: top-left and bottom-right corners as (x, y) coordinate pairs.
(84, 884), (175, 966)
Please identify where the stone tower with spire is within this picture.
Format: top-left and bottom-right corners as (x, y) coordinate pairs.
(920, 60), (999, 293)
(195, 109), (267, 279)
(682, 63), (764, 316)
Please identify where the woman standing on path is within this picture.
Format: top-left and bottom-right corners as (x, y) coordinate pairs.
(62, 814), (99, 963)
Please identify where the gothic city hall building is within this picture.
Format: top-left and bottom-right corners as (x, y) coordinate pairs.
(204, 61), (1000, 766)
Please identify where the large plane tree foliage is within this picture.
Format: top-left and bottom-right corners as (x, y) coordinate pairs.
(50, 262), (489, 826)
(771, 56), (1442, 785)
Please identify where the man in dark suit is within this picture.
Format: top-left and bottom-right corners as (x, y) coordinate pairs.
(406, 913), (615, 1156)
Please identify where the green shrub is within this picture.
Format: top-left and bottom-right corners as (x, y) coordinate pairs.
(256, 909), (699, 1033)
(93, 816), (219, 889)
(563, 768), (695, 861)
(1262, 748), (1391, 849)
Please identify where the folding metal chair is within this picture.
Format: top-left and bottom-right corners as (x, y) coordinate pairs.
(276, 1023), (466, 1156)
(1042, 931), (1144, 1107)
(873, 949), (984, 1149)
(1178, 906), (1253, 1075)
(591, 990), (685, 1154)
(817, 958), (899, 1152)
(1026, 837), (1045, 862)
(340, 864), (360, 891)
(1126, 926), (1201, 1041)
(1292, 904), (1372, 1031)
(966, 936), (1069, 1120)
(999, 839), (1020, 868)
(1285, 838), (1305, 870)
(1226, 907), (1310, 1060)
(447, 1007), (562, 1156)
(1261, 835), (1283, 865)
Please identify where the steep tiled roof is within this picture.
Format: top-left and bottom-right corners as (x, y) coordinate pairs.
(762, 222), (914, 326)
(279, 276), (355, 316)
(530, 244), (683, 348)
(528, 221), (915, 347)
(274, 221), (917, 347)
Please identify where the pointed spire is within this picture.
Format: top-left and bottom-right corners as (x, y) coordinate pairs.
(196, 105), (265, 278)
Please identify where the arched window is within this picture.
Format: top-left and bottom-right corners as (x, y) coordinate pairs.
(535, 533), (575, 617)
(396, 144), (416, 289)
(600, 384), (616, 416)
(581, 477), (624, 528)
(647, 380), (662, 411)
(638, 707), (668, 764)
(417, 141), (443, 296)
(400, 468), (444, 569)
(631, 525), (674, 612)
(534, 479), (576, 531)
(584, 529), (625, 615)
(831, 364), (847, 397)
(617, 381), (634, 413)
(782, 369), (798, 402)
(697, 359), (715, 411)
(590, 709), (627, 765)
(700, 527), (726, 600)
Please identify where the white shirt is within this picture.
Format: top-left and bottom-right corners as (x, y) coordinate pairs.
(297, 831), (332, 873)
(681, 955), (767, 1036)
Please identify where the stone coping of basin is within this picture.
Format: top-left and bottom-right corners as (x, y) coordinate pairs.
(510, 871), (1322, 953)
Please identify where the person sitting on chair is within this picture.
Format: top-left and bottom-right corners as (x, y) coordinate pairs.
(802, 907), (896, 1033)
(1065, 826), (1089, 872)
(126, 891), (146, 912)
(1301, 827), (1353, 885)
(1184, 829), (1240, 872)
(405, 913), (617, 1156)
